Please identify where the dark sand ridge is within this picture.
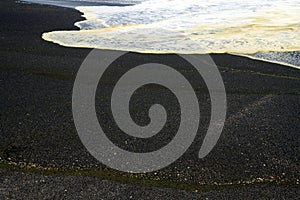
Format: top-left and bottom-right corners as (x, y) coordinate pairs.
(0, 0), (299, 198)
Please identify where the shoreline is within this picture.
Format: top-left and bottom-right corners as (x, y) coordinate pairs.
(25, 0), (300, 69)
(1, 0), (300, 198)
(19, 0), (300, 70)
(230, 53), (300, 70)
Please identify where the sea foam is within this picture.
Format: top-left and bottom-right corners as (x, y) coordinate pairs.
(32, 0), (300, 68)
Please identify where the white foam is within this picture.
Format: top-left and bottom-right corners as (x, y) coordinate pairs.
(41, 0), (300, 67)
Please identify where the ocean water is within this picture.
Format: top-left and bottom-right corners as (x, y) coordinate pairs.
(22, 0), (300, 68)
(20, 0), (142, 7)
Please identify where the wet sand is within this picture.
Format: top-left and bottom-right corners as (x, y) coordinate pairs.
(0, 0), (299, 199)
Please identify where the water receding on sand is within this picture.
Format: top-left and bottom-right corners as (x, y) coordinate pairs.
(31, 0), (300, 68)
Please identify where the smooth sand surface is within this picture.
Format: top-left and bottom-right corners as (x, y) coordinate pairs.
(0, 0), (299, 199)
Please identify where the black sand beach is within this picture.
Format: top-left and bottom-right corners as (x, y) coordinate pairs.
(1, 0), (300, 199)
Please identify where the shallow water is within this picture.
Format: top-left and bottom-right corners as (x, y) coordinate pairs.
(23, 0), (300, 68)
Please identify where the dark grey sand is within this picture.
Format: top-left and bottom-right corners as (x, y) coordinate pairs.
(0, 0), (300, 199)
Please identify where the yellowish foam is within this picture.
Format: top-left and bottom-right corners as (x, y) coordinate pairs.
(42, 0), (300, 67)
